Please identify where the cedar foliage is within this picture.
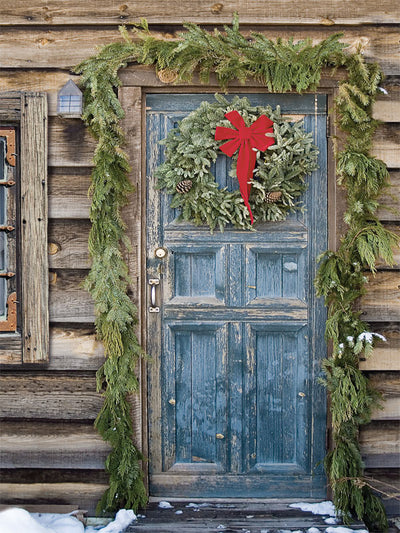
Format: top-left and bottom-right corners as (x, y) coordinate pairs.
(75, 16), (398, 529)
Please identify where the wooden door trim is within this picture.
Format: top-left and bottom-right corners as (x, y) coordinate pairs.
(119, 79), (339, 492)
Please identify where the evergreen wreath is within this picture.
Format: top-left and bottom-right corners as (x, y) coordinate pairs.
(156, 94), (318, 231)
(75, 15), (399, 530)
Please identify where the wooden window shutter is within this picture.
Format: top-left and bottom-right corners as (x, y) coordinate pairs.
(0, 92), (49, 364)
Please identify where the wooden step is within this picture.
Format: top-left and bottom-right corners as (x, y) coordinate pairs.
(125, 501), (367, 532)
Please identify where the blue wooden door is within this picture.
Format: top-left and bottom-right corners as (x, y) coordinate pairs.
(146, 93), (328, 498)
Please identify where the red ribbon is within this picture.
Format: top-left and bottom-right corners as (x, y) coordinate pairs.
(215, 110), (275, 224)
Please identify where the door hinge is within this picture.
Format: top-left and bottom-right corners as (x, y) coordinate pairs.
(0, 292), (17, 332)
(0, 128), (16, 167)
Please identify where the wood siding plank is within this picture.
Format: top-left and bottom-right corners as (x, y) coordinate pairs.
(372, 124), (400, 169)
(20, 92), (49, 363)
(48, 220), (91, 269)
(360, 327), (400, 371)
(0, 421), (110, 469)
(0, 483), (107, 514)
(49, 169), (91, 219)
(0, 1), (399, 26)
(49, 327), (104, 371)
(0, 28), (399, 74)
(376, 172), (400, 223)
(0, 374), (102, 420)
(48, 117), (95, 168)
(374, 87), (400, 123)
(49, 270), (95, 323)
(360, 272), (400, 322)
(369, 373), (400, 421)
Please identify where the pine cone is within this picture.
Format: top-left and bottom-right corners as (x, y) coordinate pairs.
(157, 69), (179, 84)
(265, 191), (282, 204)
(176, 179), (193, 193)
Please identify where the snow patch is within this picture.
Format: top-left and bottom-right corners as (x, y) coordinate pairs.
(175, 510), (183, 515)
(158, 501), (174, 509)
(0, 508), (136, 533)
(289, 501), (336, 517)
(326, 528), (368, 533)
(307, 528), (321, 533)
(325, 517), (340, 525)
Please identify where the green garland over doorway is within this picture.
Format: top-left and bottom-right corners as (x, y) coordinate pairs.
(75, 16), (398, 530)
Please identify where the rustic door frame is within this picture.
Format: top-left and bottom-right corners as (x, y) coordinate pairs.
(119, 68), (341, 491)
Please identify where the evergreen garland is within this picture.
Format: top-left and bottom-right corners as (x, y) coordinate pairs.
(156, 95), (318, 231)
(75, 16), (398, 529)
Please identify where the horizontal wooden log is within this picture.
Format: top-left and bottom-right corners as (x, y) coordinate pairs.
(49, 220), (91, 269)
(49, 168), (92, 219)
(359, 271), (400, 322)
(360, 326), (400, 371)
(49, 327), (104, 371)
(376, 172), (400, 223)
(49, 269), (95, 323)
(1, 1), (399, 26)
(0, 27), (399, 74)
(0, 483), (107, 514)
(0, 373), (102, 420)
(0, 421), (110, 469)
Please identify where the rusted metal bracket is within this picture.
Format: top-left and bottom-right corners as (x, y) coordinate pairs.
(0, 292), (17, 332)
(0, 225), (15, 233)
(0, 128), (16, 167)
(0, 272), (15, 279)
(0, 180), (15, 187)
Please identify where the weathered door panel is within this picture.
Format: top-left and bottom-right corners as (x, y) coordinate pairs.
(146, 93), (328, 497)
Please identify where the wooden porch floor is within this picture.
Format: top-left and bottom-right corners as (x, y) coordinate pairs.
(125, 500), (368, 532)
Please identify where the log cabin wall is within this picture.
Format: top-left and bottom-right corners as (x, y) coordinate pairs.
(0, 2), (398, 514)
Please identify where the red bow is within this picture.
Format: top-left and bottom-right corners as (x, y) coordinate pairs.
(215, 110), (275, 224)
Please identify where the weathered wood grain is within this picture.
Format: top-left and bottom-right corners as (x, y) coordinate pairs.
(0, 421), (110, 469)
(374, 87), (400, 123)
(48, 117), (96, 167)
(0, 92), (21, 120)
(49, 168), (91, 219)
(372, 124), (400, 169)
(360, 422), (399, 468)
(360, 327), (400, 371)
(49, 327), (104, 371)
(0, 71), (80, 116)
(0, 373), (102, 420)
(48, 220), (91, 269)
(0, 27), (399, 74)
(377, 172), (400, 223)
(360, 271), (400, 322)
(0, 483), (107, 514)
(20, 92), (49, 363)
(0, 335), (22, 365)
(49, 270), (95, 323)
(369, 373), (400, 421)
(1, 1), (399, 26)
